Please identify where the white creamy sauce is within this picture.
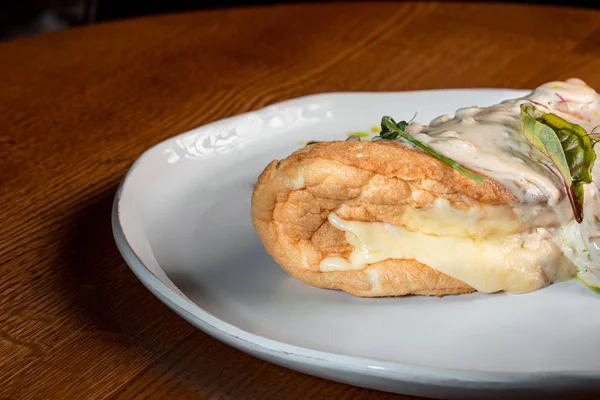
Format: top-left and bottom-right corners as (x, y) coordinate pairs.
(405, 78), (600, 206)
(320, 79), (600, 292)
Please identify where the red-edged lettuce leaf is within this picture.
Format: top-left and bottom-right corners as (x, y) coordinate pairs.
(520, 103), (595, 223)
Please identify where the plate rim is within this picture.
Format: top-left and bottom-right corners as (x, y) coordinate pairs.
(112, 88), (600, 392)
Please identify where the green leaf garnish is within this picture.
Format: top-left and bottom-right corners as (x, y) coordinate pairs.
(379, 116), (486, 183)
(305, 141), (321, 146)
(520, 103), (596, 223)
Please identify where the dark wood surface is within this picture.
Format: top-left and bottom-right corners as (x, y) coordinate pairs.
(2, 1), (600, 399)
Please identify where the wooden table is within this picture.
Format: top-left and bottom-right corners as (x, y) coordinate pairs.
(2, 1), (600, 399)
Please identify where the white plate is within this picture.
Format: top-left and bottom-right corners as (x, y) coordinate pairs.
(113, 89), (600, 399)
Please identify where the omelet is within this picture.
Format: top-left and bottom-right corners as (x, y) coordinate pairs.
(251, 79), (600, 297)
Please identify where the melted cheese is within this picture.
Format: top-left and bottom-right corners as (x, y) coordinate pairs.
(397, 197), (572, 239)
(321, 213), (576, 293)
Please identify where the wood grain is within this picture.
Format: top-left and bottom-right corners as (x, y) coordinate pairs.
(2, 1), (600, 399)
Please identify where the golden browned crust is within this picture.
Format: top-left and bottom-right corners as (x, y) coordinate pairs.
(251, 140), (514, 297)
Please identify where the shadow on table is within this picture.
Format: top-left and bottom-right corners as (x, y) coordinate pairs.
(62, 183), (194, 348)
(62, 184), (410, 399)
(63, 184), (600, 400)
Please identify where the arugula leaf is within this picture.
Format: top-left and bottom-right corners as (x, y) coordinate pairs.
(520, 103), (596, 223)
(379, 116), (486, 183)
